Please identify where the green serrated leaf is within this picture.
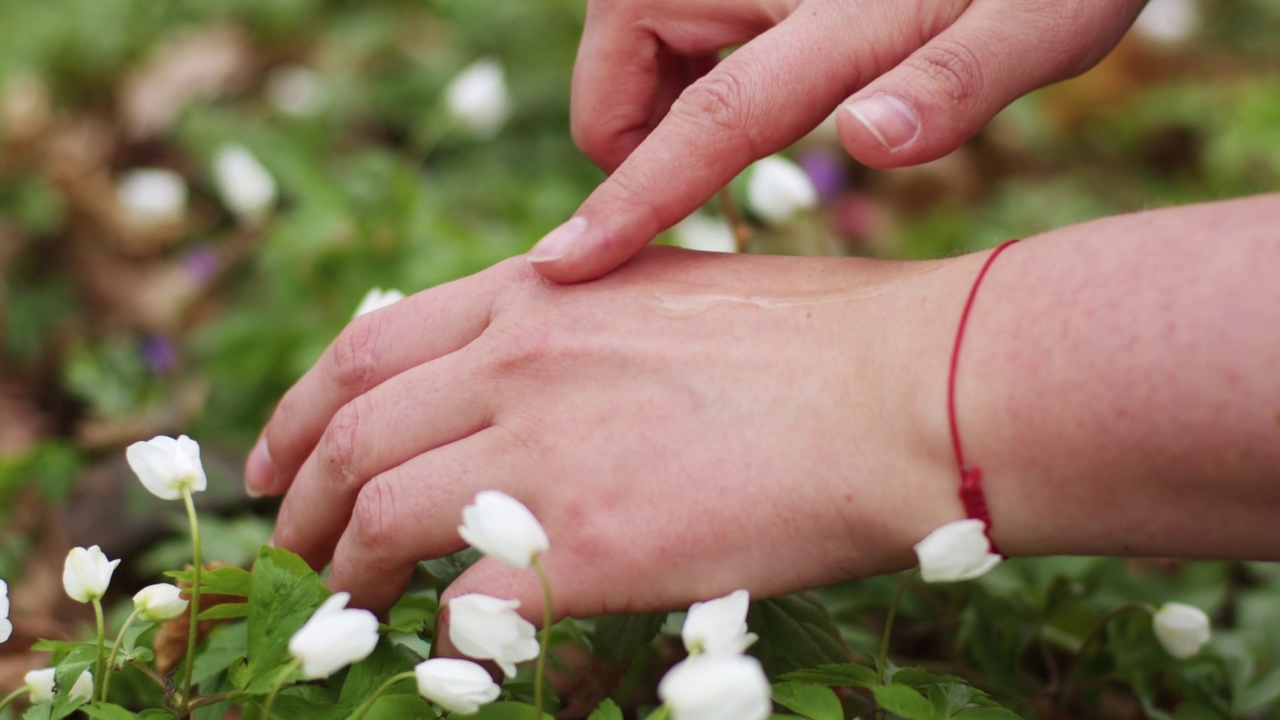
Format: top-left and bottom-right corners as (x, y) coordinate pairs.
(771, 681), (844, 720)
(927, 684), (972, 718)
(780, 663), (879, 688)
(192, 622), (248, 688)
(81, 704), (140, 720)
(167, 565), (253, 597)
(198, 603), (250, 621)
(247, 546), (330, 678)
(587, 698), (624, 720)
(591, 613), (666, 663)
(338, 639), (420, 708)
(346, 692), (432, 720)
(871, 684), (936, 720)
(421, 548), (481, 593)
(749, 593), (852, 678)
(53, 644), (96, 703)
(465, 702), (556, 720)
(952, 708), (1022, 720)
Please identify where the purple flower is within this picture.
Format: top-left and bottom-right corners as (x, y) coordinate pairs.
(183, 246), (220, 284)
(798, 150), (846, 202)
(142, 335), (176, 374)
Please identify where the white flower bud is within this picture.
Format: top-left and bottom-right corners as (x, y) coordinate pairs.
(445, 58), (511, 138)
(24, 668), (93, 704)
(353, 288), (405, 318)
(63, 546), (120, 604)
(682, 589), (757, 656)
(672, 212), (737, 253)
(414, 658), (501, 715)
(133, 583), (189, 623)
(1133, 0), (1199, 44)
(914, 519), (1002, 583)
(266, 65), (327, 117)
(288, 592), (380, 679)
(126, 434), (208, 501)
(744, 155), (818, 226)
(0, 579), (11, 644)
(658, 653), (771, 720)
(457, 490), (549, 570)
(1153, 602), (1211, 659)
(213, 144), (277, 223)
(117, 169), (187, 226)
(447, 594), (539, 678)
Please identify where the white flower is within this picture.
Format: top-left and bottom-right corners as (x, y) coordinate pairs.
(414, 658), (501, 715)
(445, 58), (511, 138)
(1153, 602), (1211, 659)
(117, 168), (187, 226)
(914, 519), (1002, 583)
(133, 583), (189, 623)
(288, 592), (380, 679)
(682, 589), (757, 656)
(266, 65), (327, 117)
(672, 212), (737, 253)
(353, 288), (406, 318)
(744, 155), (818, 225)
(658, 653), (771, 720)
(126, 434), (208, 500)
(24, 668), (93, 704)
(0, 579), (11, 644)
(1133, 0), (1199, 44)
(63, 546), (120, 603)
(457, 490), (549, 570)
(447, 594), (539, 678)
(213, 144), (277, 223)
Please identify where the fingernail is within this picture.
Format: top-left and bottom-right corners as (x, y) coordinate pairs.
(844, 94), (919, 151)
(527, 217), (586, 263)
(245, 437), (275, 497)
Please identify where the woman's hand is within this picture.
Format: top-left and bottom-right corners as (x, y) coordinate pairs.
(528, 0), (1146, 282)
(246, 248), (966, 617)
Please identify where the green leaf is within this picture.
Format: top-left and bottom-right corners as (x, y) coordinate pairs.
(347, 692), (432, 720)
(871, 684), (936, 720)
(198, 603), (250, 620)
(780, 663), (879, 688)
(952, 709), (1022, 720)
(465, 701), (556, 720)
(748, 593), (851, 677)
(421, 548), (481, 593)
(587, 699), (624, 720)
(82, 704), (140, 720)
(246, 546), (331, 678)
(771, 682), (844, 720)
(927, 684), (971, 718)
(1238, 663), (1280, 713)
(192, 622), (248, 688)
(338, 639), (420, 708)
(257, 692), (352, 720)
(167, 565), (253, 597)
(53, 644), (96, 702)
(591, 612), (666, 663)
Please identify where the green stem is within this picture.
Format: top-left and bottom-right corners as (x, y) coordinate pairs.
(101, 607), (144, 702)
(181, 487), (203, 708)
(260, 659), (301, 720)
(532, 555), (554, 720)
(0, 687), (29, 714)
(876, 569), (918, 720)
(1051, 602), (1155, 717)
(92, 596), (107, 703)
(348, 671), (415, 720)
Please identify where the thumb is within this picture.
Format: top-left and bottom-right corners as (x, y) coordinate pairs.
(836, 0), (1146, 168)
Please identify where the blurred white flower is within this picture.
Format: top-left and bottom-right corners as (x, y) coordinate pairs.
(682, 589), (757, 656)
(447, 594), (539, 678)
(745, 155), (818, 225)
(672, 212), (737, 253)
(63, 546), (120, 604)
(266, 65), (327, 117)
(414, 658), (501, 715)
(445, 58), (511, 138)
(117, 168), (187, 226)
(658, 653), (771, 720)
(458, 490), (549, 570)
(213, 144), (276, 223)
(353, 287), (406, 318)
(1153, 602), (1211, 659)
(133, 583), (189, 623)
(914, 519), (1002, 583)
(126, 434), (208, 501)
(24, 668), (93, 704)
(0, 578), (11, 644)
(288, 592), (380, 679)
(1133, 0), (1199, 44)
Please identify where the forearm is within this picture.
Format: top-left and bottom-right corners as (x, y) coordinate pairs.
(901, 192), (1280, 562)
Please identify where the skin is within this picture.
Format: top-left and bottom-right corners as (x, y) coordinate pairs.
(248, 193), (1280, 625)
(527, 0), (1147, 281)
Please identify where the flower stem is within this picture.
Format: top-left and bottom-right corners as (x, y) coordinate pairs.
(181, 487), (203, 707)
(1050, 602), (1155, 716)
(532, 555), (554, 720)
(876, 569), (917, 720)
(260, 659), (301, 720)
(101, 607), (144, 702)
(92, 596), (107, 702)
(0, 687), (28, 714)
(348, 671), (415, 720)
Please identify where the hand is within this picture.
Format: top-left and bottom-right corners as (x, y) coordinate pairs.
(245, 248), (971, 617)
(527, 0), (1146, 282)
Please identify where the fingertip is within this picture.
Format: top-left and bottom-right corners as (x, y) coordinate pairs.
(244, 436), (277, 497)
(835, 93), (932, 169)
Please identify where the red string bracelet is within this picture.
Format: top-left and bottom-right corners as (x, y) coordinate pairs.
(947, 239), (1019, 557)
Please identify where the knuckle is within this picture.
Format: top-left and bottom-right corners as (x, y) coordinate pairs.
(327, 315), (384, 394)
(318, 399), (365, 490)
(350, 476), (399, 551)
(483, 320), (563, 376)
(671, 71), (759, 157)
(911, 40), (986, 105)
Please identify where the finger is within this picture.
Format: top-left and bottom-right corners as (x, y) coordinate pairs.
(270, 346), (496, 569)
(836, 0), (1146, 167)
(530, 0), (931, 283)
(246, 262), (515, 497)
(328, 428), (516, 613)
